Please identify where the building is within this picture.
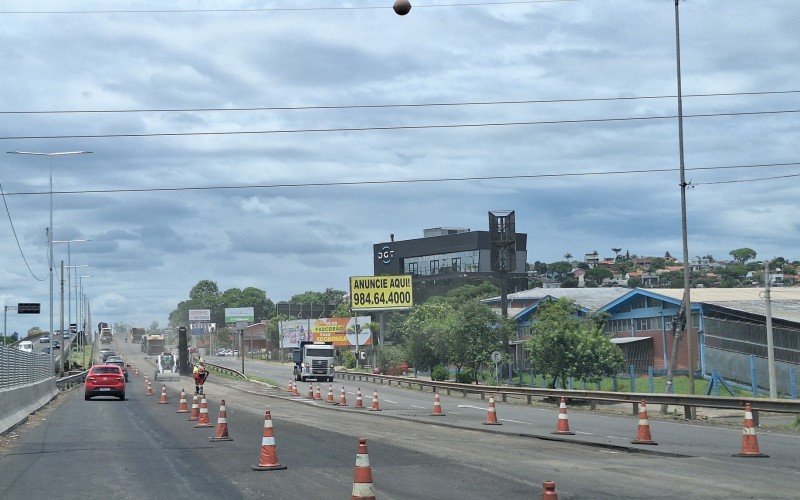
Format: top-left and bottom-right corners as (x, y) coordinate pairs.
(373, 227), (528, 299)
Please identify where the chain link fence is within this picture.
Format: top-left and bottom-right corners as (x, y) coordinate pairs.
(0, 345), (54, 389)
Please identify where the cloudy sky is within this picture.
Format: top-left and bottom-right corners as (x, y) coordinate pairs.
(1, 0), (798, 334)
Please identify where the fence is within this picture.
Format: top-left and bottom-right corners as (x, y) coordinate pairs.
(0, 345), (54, 389)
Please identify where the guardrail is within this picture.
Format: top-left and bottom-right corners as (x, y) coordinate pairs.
(204, 361), (247, 380)
(56, 370), (88, 390)
(336, 371), (800, 418)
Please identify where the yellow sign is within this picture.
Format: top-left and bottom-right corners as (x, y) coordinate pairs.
(349, 275), (413, 311)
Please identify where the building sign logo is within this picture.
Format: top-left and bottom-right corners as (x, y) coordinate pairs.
(377, 245), (395, 264)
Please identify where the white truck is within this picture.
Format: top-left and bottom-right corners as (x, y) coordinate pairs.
(293, 341), (335, 382)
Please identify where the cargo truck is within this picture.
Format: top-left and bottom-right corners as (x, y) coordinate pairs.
(130, 328), (145, 343)
(142, 334), (166, 355)
(293, 341), (335, 382)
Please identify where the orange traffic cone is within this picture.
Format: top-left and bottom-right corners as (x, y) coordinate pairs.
(354, 388), (365, 409)
(431, 392), (445, 416)
(541, 480), (559, 499)
(134, 368), (139, 377)
(734, 403), (768, 457)
(339, 387), (348, 406)
(314, 383), (322, 400)
(251, 410), (287, 471)
(188, 394), (200, 421)
(176, 389), (190, 413)
(631, 400), (657, 445)
(158, 385), (169, 404)
(351, 438), (375, 500)
(483, 395), (501, 425)
(287, 379), (294, 393)
(209, 399), (233, 442)
(369, 389), (381, 412)
(308, 384), (315, 399)
(291, 381), (299, 396)
(553, 397), (575, 435)
(194, 395), (213, 428)
(146, 381), (154, 396)
(326, 385), (335, 404)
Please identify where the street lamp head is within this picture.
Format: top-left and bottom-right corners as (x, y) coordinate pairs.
(393, 0), (411, 16)
(53, 239), (92, 243)
(7, 151), (92, 156)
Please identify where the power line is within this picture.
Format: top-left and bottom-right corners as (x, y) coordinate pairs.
(1, 161), (798, 197)
(0, 178), (46, 281)
(694, 172), (800, 186)
(0, 1), (575, 15)
(2, 89), (798, 115)
(2, 108), (799, 141)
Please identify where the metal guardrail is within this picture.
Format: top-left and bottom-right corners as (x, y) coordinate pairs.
(0, 345), (53, 389)
(56, 370), (88, 390)
(336, 371), (800, 415)
(204, 361), (247, 380)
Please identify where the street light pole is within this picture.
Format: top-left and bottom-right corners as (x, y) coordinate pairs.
(7, 151), (91, 372)
(53, 239), (90, 340)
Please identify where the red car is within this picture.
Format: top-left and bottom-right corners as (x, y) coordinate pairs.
(373, 362), (410, 376)
(85, 365), (126, 400)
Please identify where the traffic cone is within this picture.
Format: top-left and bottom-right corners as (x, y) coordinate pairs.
(134, 368), (139, 377)
(188, 394), (200, 421)
(483, 395), (501, 425)
(209, 399), (233, 442)
(339, 387), (348, 406)
(631, 400), (657, 445)
(553, 397), (575, 435)
(430, 392), (445, 416)
(354, 388), (365, 409)
(314, 383), (322, 400)
(541, 480), (559, 499)
(326, 385), (335, 404)
(287, 379), (293, 393)
(146, 381), (154, 396)
(194, 395), (213, 428)
(308, 384), (315, 399)
(291, 381), (298, 396)
(251, 410), (287, 471)
(351, 438), (375, 500)
(158, 385), (170, 404)
(369, 389), (381, 412)
(176, 389), (190, 413)
(734, 403), (768, 457)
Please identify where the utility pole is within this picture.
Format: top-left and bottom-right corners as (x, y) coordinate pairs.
(59, 261), (65, 375)
(764, 260), (777, 398)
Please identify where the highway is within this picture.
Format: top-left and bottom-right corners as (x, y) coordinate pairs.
(1, 341), (799, 499)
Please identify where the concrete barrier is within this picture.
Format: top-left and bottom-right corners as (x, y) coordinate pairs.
(0, 378), (59, 435)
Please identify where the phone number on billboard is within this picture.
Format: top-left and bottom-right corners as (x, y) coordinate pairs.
(352, 291), (411, 307)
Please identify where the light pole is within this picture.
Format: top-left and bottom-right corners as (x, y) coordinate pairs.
(7, 151), (92, 371)
(53, 239), (91, 336)
(78, 275), (92, 359)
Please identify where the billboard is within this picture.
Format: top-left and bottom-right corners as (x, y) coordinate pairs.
(279, 317), (372, 348)
(224, 307), (254, 324)
(189, 309), (211, 321)
(349, 275), (413, 311)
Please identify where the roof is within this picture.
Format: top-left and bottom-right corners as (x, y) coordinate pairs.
(647, 287), (800, 302)
(610, 337), (652, 344)
(484, 287), (630, 319)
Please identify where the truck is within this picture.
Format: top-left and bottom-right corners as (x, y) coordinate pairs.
(130, 328), (145, 343)
(141, 334), (166, 355)
(293, 341), (335, 382)
(99, 323), (113, 344)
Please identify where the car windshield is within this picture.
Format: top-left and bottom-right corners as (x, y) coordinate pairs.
(306, 348), (334, 357)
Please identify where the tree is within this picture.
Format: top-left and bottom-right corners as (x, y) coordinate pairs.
(648, 257), (666, 272)
(148, 321), (159, 333)
(563, 252), (573, 260)
(524, 298), (624, 388)
(400, 299), (454, 371)
(533, 261), (548, 275)
(729, 248), (757, 264)
(612, 248), (622, 260)
(445, 282), (499, 304)
(448, 302), (512, 381)
(547, 261), (573, 280)
(627, 277), (642, 288)
(585, 267), (613, 286)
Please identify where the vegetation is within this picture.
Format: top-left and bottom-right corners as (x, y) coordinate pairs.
(430, 365), (450, 381)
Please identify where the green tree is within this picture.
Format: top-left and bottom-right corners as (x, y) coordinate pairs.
(585, 267), (613, 286)
(648, 257), (666, 272)
(533, 261), (548, 274)
(445, 282), (500, 304)
(524, 298), (624, 388)
(561, 276), (579, 288)
(729, 248), (757, 264)
(547, 261), (573, 280)
(376, 345), (408, 373)
(401, 299), (454, 371)
(449, 302), (513, 382)
(627, 277), (642, 288)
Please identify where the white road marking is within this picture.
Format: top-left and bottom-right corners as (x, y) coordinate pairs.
(457, 404), (487, 411)
(384, 399), (398, 404)
(574, 431), (593, 435)
(604, 435), (627, 440)
(410, 405), (426, 409)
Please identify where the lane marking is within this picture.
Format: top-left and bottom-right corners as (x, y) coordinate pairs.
(604, 435), (626, 440)
(457, 404), (487, 411)
(410, 404), (426, 409)
(384, 399), (398, 404)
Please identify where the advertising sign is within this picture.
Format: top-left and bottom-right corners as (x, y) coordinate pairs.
(349, 275), (413, 311)
(189, 309), (211, 321)
(279, 317), (372, 348)
(224, 307), (254, 324)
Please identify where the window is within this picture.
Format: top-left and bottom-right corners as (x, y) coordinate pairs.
(404, 250), (480, 276)
(451, 257), (461, 272)
(429, 260), (439, 274)
(635, 317), (660, 331)
(407, 262), (418, 275)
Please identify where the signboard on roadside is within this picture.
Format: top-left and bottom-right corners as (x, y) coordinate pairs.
(279, 317), (373, 348)
(189, 309), (211, 321)
(349, 275), (413, 311)
(224, 307), (254, 324)
(17, 303), (41, 314)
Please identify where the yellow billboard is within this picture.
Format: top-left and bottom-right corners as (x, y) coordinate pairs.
(349, 275), (413, 311)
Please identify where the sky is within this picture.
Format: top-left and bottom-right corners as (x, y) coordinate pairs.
(1, 0), (799, 335)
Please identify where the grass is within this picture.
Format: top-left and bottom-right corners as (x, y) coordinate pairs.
(248, 375), (279, 387)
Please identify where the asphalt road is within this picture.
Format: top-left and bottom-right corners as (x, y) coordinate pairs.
(2, 342), (799, 499)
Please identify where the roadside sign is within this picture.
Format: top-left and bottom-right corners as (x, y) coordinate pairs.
(224, 307), (254, 324)
(69, 323), (77, 333)
(235, 321), (248, 331)
(491, 351), (502, 363)
(17, 303), (41, 314)
(349, 275), (413, 311)
(189, 309), (211, 321)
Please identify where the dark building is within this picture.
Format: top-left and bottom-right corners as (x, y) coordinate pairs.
(373, 227), (528, 300)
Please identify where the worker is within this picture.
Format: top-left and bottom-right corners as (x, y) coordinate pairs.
(192, 359), (208, 395)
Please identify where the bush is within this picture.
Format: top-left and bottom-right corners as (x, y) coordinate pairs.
(455, 368), (475, 384)
(342, 350), (356, 369)
(430, 365), (450, 381)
